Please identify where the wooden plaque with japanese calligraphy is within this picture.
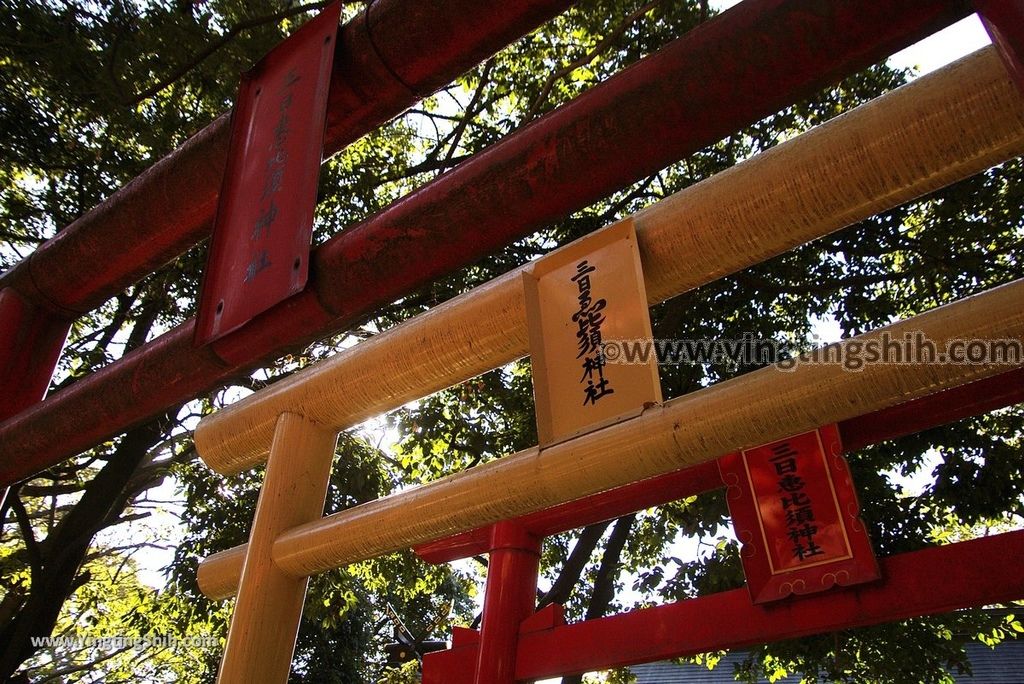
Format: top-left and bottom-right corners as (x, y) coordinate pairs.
(719, 425), (880, 604)
(194, 3), (340, 346)
(524, 219), (662, 447)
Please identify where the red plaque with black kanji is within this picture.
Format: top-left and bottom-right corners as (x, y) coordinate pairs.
(719, 425), (880, 603)
(195, 3), (340, 345)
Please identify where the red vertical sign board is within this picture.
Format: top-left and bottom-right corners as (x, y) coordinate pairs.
(195, 4), (340, 345)
(719, 425), (880, 604)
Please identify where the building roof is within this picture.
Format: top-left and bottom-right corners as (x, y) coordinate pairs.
(629, 642), (1024, 683)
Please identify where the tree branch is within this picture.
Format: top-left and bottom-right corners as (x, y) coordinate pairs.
(0, 418), (166, 679)
(372, 154), (474, 188)
(17, 482), (84, 499)
(538, 522), (611, 609)
(734, 268), (926, 298)
(597, 173), (660, 223)
(10, 491), (43, 581)
(440, 57), (496, 167)
(31, 644), (136, 683)
(125, 1), (332, 107)
(0, 231), (46, 245)
(522, 0), (662, 125)
(561, 514), (635, 684)
(584, 514), (634, 620)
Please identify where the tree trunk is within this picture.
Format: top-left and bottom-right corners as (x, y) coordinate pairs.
(561, 514), (635, 684)
(0, 418), (165, 681)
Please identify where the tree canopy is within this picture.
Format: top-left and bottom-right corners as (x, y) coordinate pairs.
(1, 1), (1022, 682)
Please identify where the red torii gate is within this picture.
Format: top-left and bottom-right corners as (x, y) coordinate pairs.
(0, 0), (990, 484)
(187, 6), (1024, 676)
(2, 1), (1024, 682)
(414, 375), (1024, 681)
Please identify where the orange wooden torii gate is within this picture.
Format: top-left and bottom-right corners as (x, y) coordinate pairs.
(0, 0), (1000, 485)
(0, 0), (1021, 679)
(192, 32), (1024, 682)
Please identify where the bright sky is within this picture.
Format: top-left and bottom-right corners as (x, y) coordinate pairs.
(889, 13), (992, 74)
(813, 11), (992, 346)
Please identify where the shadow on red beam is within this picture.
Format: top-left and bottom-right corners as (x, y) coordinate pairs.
(422, 530), (1024, 683)
(416, 368), (1024, 563)
(0, 288), (70, 420)
(976, 0), (1024, 92)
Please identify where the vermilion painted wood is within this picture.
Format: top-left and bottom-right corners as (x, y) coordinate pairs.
(0, 0), (972, 485)
(421, 530), (1024, 683)
(308, 0), (973, 322)
(415, 461), (722, 564)
(977, 0), (1024, 91)
(0, 288), (69, 510)
(415, 368), (1024, 563)
(0, 288), (69, 421)
(473, 523), (541, 684)
(837, 366), (1024, 452)
(421, 370), (1024, 682)
(195, 5), (340, 345)
(719, 425), (880, 603)
(0, 0), (574, 487)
